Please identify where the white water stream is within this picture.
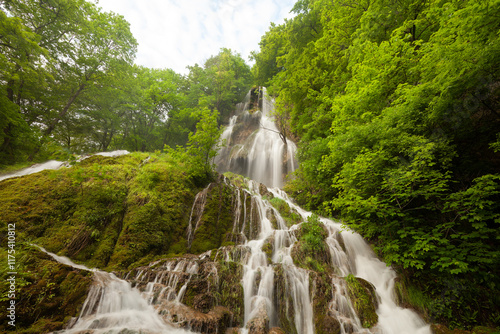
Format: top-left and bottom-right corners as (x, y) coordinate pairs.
(268, 189), (432, 334)
(36, 246), (194, 334)
(0, 150), (130, 182)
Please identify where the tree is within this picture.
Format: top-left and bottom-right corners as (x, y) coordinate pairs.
(0, 9), (47, 163)
(200, 48), (252, 123)
(1, 0), (137, 160)
(186, 107), (222, 176)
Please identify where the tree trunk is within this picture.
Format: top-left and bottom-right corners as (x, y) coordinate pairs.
(28, 83), (86, 161)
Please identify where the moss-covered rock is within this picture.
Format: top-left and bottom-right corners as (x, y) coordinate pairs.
(310, 272), (340, 334)
(268, 197), (302, 228)
(262, 236), (274, 264)
(0, 245), (92, 333)
(189, 176), (239, 254)
(0, 152), (204, 271)
(217, 260), (245, 325)
(247, 311), (269, 334)
(273, 264), (297, 334)
(290, 218), (332, 274)
(345, 274), (378, 328)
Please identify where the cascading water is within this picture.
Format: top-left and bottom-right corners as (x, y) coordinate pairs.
(214, 87), (430, 333)
(28, 89), (432, 333)
(34, 246), (194, 334)
(215, 87), (297, 188)
(268, 188), (431, 334)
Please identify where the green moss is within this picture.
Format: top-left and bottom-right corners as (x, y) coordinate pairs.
(0, 152), (205, 272)
(0, 245), (92, 333)
(262, 237), (274, 264)
(189, 180), (236, 254)
(393, 276), (432, 322)
(273, 264), (298, 334)
(223, 172), (250, 190)
(345, 274), (378, 328)
(268, 197), (302, 227)
(310, 272), (340, 334)
(217, 260), (244, 325)
(291, 216), (332, 274)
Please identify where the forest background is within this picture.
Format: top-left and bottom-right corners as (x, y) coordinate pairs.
(1, 0), (499, 330)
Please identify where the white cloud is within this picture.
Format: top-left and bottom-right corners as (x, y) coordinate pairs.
(96, 0), (296, 74)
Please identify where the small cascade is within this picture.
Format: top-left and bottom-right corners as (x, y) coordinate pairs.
(187, 184), (211, 250)
(0, 150), (130, 182)
(35, 246), (194, 334)
(240, 189), (276, 331)
(270, 189), (432, 334)
(341, 231), (432, 334)
(0, 160), (66, 182)
(329, 277), (370, 334)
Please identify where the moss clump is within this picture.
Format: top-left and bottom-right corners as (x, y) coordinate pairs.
(345, 274), (378, 328)
(291, 215), (332, 274)
(183, 276), (214, 313)
(189, 178), (237, 254)
(310, 272), (340, 334)
(268, 197), (302, 227)
(108, 155), (197, 269)
(217, 260), (244, 325)
(262, 236), (274, 264)
(223, 172), (250, 190)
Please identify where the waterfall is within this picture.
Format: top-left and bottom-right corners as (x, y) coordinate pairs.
(215, 87), (297, 188)
(268, 189), (432, 334)
(28, 89), (432, 334)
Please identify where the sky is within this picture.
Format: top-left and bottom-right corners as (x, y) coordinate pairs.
(96, 0), (297, 74)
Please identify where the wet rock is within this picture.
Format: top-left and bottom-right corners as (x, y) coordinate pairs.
(310, 272), (340, 334)
(247, 315), (269, 334)
(273, 264), (297, 334)
(259, 182), (273, 198)
(345, 275), (378, 328)
(159, 303), (233, 334)
(226, 328), (242, 334)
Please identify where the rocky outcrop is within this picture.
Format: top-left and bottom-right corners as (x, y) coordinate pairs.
(345, 275), (379, 328)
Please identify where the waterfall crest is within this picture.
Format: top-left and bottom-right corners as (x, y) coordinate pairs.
(215, 87), (297, 188)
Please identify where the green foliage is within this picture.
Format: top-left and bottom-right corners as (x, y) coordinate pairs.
(0, 4), (252, 166)
(269, 197), (302, 227)
(252, 0), (500, 328)
(300, 214), (325, 252)
(165, 107), (222, 186)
